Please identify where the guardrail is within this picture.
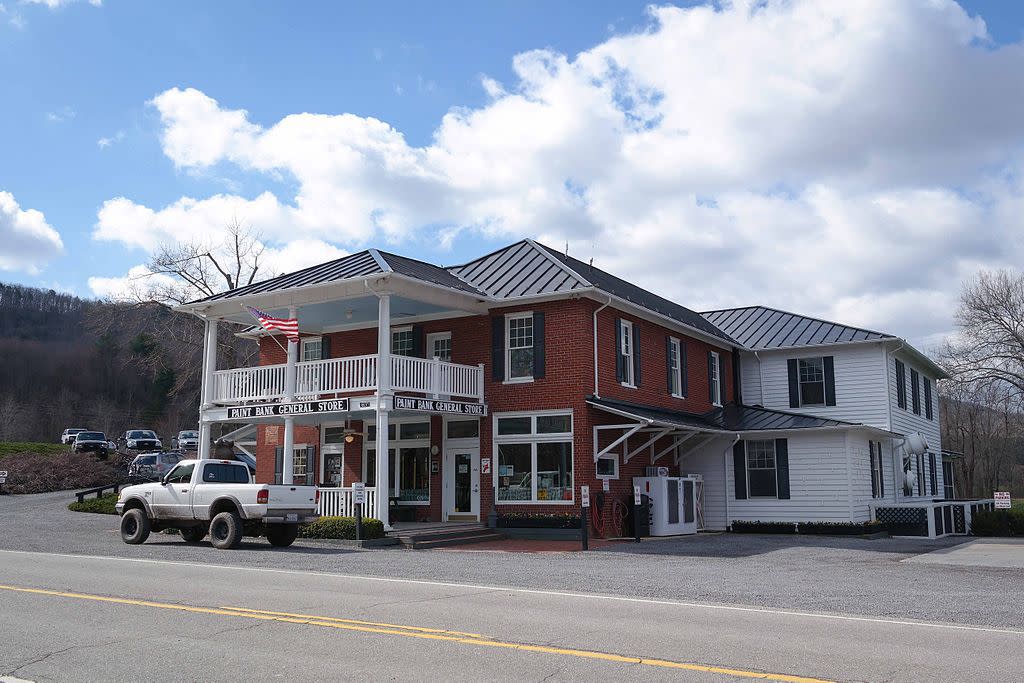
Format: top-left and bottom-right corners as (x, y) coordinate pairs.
(213, 355), (484, 404)
(75, 482), (122, 503)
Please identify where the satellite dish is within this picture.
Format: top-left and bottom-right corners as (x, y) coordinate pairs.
(905, 433), (929, 456)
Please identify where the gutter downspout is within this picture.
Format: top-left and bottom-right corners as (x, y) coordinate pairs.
(593, 295), (613, 397)
(724, 434), (740, 529)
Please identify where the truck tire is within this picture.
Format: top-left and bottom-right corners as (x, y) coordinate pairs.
(266, 524), (299, 548)
(180, 527), (206, 544)
(209, 511), (243, 549)
(120, 509), (151, 545)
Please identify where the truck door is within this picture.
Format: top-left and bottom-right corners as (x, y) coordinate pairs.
(153, 463), (196, 519)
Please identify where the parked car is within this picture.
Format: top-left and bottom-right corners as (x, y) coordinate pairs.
(72, 431), (110, 458)
(116, 459), (319, 549)
(119, 429), (162, 452)
(60, 428), (88, 445)
(174, 430), (200, 451)
(127, 452), (184, 482)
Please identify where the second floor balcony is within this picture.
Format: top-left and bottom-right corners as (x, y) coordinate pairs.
(212, 354), (485, 405)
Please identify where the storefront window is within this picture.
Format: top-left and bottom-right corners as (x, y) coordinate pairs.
(364, 420), (430, 504)
(366, 424), (396, 441)
(398, 447), (430, 502)
(399, 421), (430, 440)
(447, 419), (479, 439)
(494, 411), (573, 504)
(323, 426), (348, 444)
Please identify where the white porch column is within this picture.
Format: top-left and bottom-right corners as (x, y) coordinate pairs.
(375, 293), (391, 528)
(282, 307), (299, 484)
(198, 318), (218, 460)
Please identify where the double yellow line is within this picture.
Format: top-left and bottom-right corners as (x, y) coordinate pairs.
(0, 583), (833, 682)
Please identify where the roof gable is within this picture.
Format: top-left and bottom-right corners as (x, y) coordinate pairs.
(701, 305), (891, 349)
(448, 240), (589, 298)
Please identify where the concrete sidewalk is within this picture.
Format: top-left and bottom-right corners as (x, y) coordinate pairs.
(904, 538), (1024, 569)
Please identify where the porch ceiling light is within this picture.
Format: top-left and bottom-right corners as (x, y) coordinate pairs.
(344, 433), (355, 443)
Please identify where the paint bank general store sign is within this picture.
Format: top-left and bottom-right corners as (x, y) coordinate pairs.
(394, 396), (487, 416)
(227, 399), (350, 420)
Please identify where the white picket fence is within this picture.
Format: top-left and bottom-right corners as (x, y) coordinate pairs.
(317, 486), (377, 518)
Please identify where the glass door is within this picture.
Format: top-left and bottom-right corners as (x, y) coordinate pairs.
(445, 447), (479, 520)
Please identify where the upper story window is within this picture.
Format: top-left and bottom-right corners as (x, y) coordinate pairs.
(895, 359), (907, 409)
(668, 337), (684, 397)
(798, 357), (825, 406)
(392, 328), (414, 357)
(506, 314), (534, 381)
(910, 368), (921, 415)
(708, 351), (722, 406)
(619, 320), (636, 386)
(427, 332), (452, 362)
(787, 356), (836, 408)
(301, 337), (322, 362)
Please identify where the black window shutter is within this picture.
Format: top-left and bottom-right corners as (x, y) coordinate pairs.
(681, 342), (688, 397)
(412, 324), (425, 358)
(632, 323), (641, 385)
(929, 452), (937, 496)
(532, 312), (545, 379)
(895, 359), (906, 409)
(775, 438), (790, 499)
(491, 317), (504, 381)
(823, 355), (836, 406)
(869, 442), (878, 498)
(878, 445), (884, 498)
(615, 318), (624, 383)
(306, 445), (317, 486)
(787, 359), (800, 408)
(707, 351), (714, 403)
(731, 347), (742, 405)
(911, 369), (921, 415)
(733, 442), (747, 500)
(665, 337), (673, 394)
(924, 379), (933, 420)
(321, 335), (331, 360)
(274, 446), (283, 485)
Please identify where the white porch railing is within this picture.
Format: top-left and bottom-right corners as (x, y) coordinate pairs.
(318, 486), (378, 518)
(212, 355), (484, 405)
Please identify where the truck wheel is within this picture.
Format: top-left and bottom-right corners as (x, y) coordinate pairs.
(180, 527), (206, 544)
(209, 511), (243, 549)
(120, 509), (151, 545)
(266, 524), (299, 548)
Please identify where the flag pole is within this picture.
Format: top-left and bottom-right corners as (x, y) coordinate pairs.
(241, 304), (290, 356)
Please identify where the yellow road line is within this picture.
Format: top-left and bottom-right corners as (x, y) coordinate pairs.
(0, 583), (834, 683)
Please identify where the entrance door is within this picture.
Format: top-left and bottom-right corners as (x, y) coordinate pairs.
(445, 447), (479, 521)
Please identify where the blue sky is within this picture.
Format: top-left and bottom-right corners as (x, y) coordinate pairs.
(2, 1), (1024, 346)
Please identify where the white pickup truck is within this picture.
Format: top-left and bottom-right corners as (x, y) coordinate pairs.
(115, 459), (319, 549)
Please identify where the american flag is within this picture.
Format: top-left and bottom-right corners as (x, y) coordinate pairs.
(246, 306), (299, 342)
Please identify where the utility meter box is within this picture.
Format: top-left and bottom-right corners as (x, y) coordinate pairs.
(633, 476), (699, 536)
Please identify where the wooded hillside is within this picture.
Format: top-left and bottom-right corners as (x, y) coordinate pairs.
(0, 282), (253, 442)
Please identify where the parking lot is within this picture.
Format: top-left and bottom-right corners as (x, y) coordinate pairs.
(3, 490), (1022, 631)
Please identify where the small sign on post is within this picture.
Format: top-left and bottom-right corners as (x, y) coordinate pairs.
(580, 485), (590, 508)
(995, 492), (1012, 509)
(580, 485), (590, 551)
(481, 458), (491, 475)
(632, 485), (642, 544)
(352, 482), (366, 541)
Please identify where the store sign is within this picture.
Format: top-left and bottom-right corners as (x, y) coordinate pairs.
(995, 491), (1012, 509)
(581, 485), (591, 508)
(481, 458), (491, 475)
(393, 396), (486, 416)
(226, 398), (349, 420)
(352, 482), (366, 505)
(633, 485), (641, 507)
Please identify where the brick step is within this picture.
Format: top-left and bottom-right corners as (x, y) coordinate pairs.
(389, 524), (488, 543)
(407, 531), (505, 549)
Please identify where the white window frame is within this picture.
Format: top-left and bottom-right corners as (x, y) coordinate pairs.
(426, 331), (452, 362)
(391, 326), (414, 357)
(505, 312), (534, 383)
(797, 356), (826, 407)
(669, 336), (683, 397)
(443, 415), (480, 442)
(493, 409), (574, 505)
(363, 417), (432, 506)
(301, 336), (323, 362)
(709, 351), (722, 406)
(620, 319), (635, 387)
(595, 454), (619, 480)
(745, 439), (778, 499)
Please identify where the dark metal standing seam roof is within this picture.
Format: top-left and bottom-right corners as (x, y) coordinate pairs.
(188, 250), (385, 304)
(448, 240), (589, 298)
(701, 306), (892, 349)
(377, 251), (486, 296)
(586, 396), (858, 433)
(538, 244), (738, 345)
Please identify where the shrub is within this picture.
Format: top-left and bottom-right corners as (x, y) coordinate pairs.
(298, 516), (385, 540)
(971, 509), (1012, 536)
(731, 520), (795, 534)
(0, 452), (122, 494)
(797, 520), (886, 536)
(67, 492), (119, 515)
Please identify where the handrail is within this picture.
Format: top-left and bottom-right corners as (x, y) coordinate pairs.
(75, 482), (122, 503)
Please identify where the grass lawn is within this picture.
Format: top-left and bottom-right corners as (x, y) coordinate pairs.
(68, 492), (119, 515)
(0, 442), (69, 456)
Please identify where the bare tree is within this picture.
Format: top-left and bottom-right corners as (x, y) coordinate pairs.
(943, 270), (1024, 399)
(140, 216), (269, 305)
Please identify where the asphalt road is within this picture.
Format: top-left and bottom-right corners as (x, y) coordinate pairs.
(1, 549), (1022, 683)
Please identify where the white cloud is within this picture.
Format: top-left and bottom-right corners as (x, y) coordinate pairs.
(23, 0), (101, 8)
(0, 190), (64, 274)
(96, 1), (1024, 344)
(87, 264), (173, 301)
(45, 106), (75, 122)
(97, 130), (125, 149)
